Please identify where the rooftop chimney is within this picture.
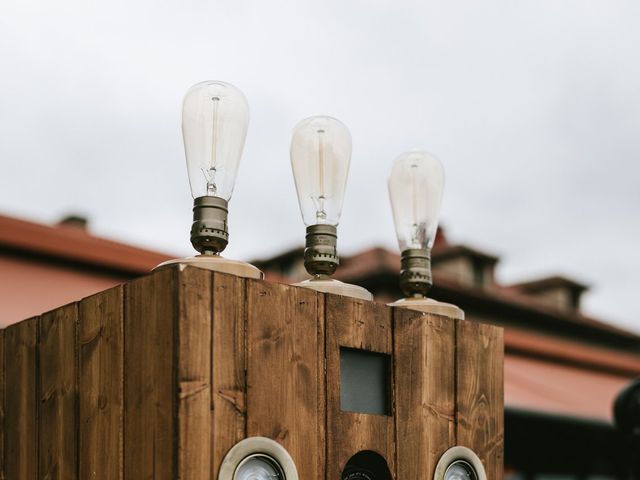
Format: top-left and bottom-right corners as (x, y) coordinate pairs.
(509, 275), (589, 313)
(57, 214), (89, 231)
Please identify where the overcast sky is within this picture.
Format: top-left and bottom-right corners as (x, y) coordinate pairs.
(1, 0), (639, 332)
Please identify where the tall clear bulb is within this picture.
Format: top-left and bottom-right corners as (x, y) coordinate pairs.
(388, 151), (444, 251)
(153, 80), (263, 280)
(182, 81), (249, 200)
(288, 115), (371, 300)
(290, 116), (351, 226)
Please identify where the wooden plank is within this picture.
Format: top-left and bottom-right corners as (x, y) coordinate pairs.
(325, 294), (395, 479)
(393, 309), (456, 480)
(246, 280), (323, 480)
(315, 293), (326, 480)
(211, 272), (247, 476)
(38, 303), (78, 480)
(0, 329), (4, 480)
(4, 317), (38, 480)
(177, 267), (212, 479)
(456, 320), (504, 480)
(79, 285), (123, 480)
(124, 268), (176, 479)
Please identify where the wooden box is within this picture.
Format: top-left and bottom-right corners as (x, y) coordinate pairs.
(0, 266), (503, 479)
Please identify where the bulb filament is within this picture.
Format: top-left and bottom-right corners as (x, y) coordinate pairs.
(412, 162), (419, 244)
(315, 128), (327, 223)
(410, 162), (426, 247)
(205, 96), (221, 196)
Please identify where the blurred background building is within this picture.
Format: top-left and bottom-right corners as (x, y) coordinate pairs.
(1, 211), (638, 479)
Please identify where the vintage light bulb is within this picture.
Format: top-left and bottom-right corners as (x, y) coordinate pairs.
(289, 115), (371, 300)
(388, 151), (443, 297)
(290, 115), (351, 227)
(290, 116), (350, 277)
(388, 151), (444, 252)
(387, 150), (463, 318)
(182, 80), (249, 200)
(182, 80), (249, 255)
(154, 81), (261, 279)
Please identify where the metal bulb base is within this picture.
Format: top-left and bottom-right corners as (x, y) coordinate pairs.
(190, 196), (229, 254)
(303, 224), (339, 276)
(296, 224), (373, 300)
(400, 248), (432, 297)
(393, 248), (464, 319)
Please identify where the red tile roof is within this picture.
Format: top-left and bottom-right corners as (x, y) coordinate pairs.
(0, 213), (174, 326)
(0, 214), (173, 274)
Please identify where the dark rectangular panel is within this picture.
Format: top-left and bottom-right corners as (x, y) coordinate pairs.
(340, 347), (390, 415)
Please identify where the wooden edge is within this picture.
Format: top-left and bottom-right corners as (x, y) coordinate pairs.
(177, 267), (213, 479)
(4, 316), (39, 480)
(0, 328), (4, 480)
(393, 308), (457, 480)
(456, 319), (504, 480)
(78, 284), (124, 480)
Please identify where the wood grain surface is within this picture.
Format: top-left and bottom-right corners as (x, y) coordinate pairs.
(177, 267), (212, 479)
(394, 309), (456, 480)
(4, 317), (38, 480)
(0, 329), (4, 480)
(246, 280), (323, 480)
(211, 272), (247, 476)
(124, 268), (176, 479)
(0, 267), (504, 480)
(325, 294), (396, 480)
(39, 303), (78, 480)
(457, 319), (504, 480)
(78, 286), (123, 480)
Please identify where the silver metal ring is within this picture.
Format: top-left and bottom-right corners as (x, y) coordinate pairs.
(218, 436), (299, 480)
(433, 446), (487, 480)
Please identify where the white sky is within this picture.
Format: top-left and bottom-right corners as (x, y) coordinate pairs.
(1, 0), (639, 332)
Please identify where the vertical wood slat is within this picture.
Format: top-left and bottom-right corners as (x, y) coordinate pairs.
(316, 293), (326, 480)
(0, 329), (4, 480)
(211, 273), (247, 476)
(39, 303), (78, 480)
(124, 268), (176, 480)
(456, 320), (504, 480)
(78, 286), (124, 480)
(246, 280), (323, 480)
(177, 267), (212, 479)
(325, 295), (396, 480)
(394, 310), (456, 480)
(4, 317), (38, 480)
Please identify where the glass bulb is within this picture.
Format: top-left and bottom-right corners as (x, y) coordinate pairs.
(444, 461), (477, 480)
(235, 455), (283, 480)
(182, 80), (249, 200)
(290, 116), (351, 226)
(388, 151), (444, 251)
